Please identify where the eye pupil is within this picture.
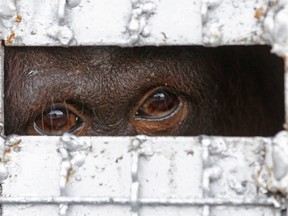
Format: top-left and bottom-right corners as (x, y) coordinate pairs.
(43, 108), (67, 130)
(136, 90), (180, 119)
(47, 109), (65, 118)
(148, 92), (175, 112)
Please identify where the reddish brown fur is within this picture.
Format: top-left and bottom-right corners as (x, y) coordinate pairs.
(4, 46), (284, 136)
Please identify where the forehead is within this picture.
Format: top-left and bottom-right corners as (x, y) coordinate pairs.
(5, 46), (207, 70)
(5, 47), (211, 107)
(5, 47), (211, 88)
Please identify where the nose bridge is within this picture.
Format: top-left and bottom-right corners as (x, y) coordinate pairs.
(86, 96), (138, 135)
(89, 118), (136, 136)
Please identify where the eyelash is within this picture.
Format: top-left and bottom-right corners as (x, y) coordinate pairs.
(26, 87), (185, 135)
(134, 88), (182, 120)
(27, 103), (86, 135)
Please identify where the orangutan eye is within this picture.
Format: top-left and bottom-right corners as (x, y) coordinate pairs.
(33, 106), (84, 135)
(135, 90), (181, 120)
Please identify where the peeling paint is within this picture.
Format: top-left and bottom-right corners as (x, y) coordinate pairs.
(0, 135), (7, 182)
(46, 0), (80, 45)
(5, 31), (15, 45)
(0, 0), (16, 41)
(201, 0), (223, 46)
(1, 136), (283, 215)
(264, 0), (288, 57)
(258, 131), (288, 199)
(126, 0), (156, 44)
(58, 133), (91, 216)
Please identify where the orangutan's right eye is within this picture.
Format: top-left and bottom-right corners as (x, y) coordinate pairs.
(33, 106), (84, 135)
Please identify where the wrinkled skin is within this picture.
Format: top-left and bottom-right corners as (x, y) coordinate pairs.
(4, 46), (284, 136)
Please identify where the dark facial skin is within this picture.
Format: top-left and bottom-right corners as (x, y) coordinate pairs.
(4, 46), (284, 136)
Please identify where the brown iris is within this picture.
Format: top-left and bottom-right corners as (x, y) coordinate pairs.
(33, 107), (83, 135)
(136, 90), (180, 119)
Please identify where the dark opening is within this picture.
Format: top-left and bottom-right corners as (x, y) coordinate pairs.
(4, 46), (285, 136)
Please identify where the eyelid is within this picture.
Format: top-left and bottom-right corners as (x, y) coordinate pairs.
(32, 111), (83, 135)
(130, 87), (189, 136)
(134, 87), (177, 106)
(136, 97), (182, 121)
(26, 102), (87, 135)
(132, 87), (183, 121)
